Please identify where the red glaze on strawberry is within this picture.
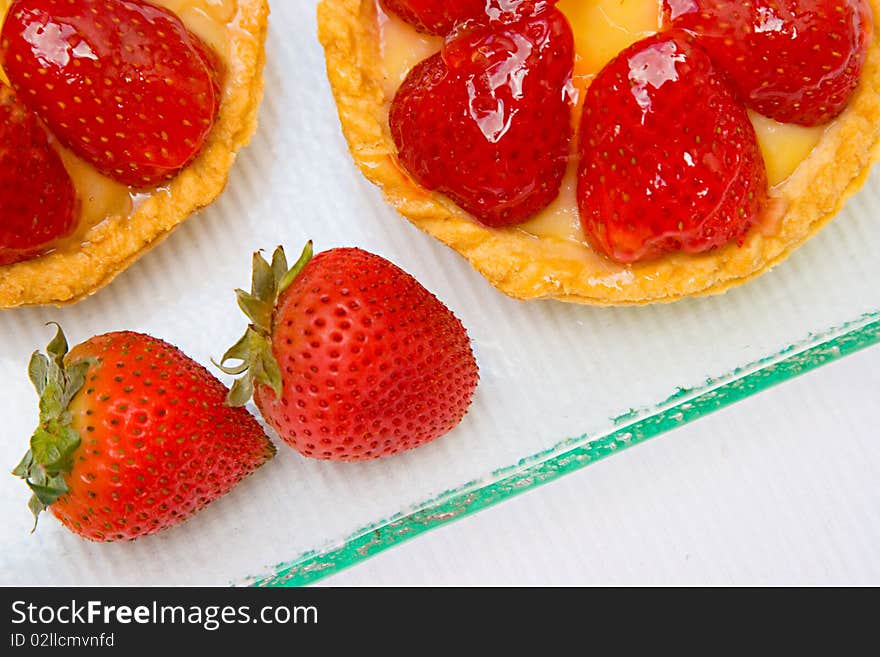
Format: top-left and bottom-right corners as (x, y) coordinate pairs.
(220, 244), (479, 462)
(577, 31), (768, 263)
(0, 0), (224, 188)
(665, 0), (873, 126)
(389, 8), (574, 227)
(0, 82), (76, 266)
(381, 0), (559, 36)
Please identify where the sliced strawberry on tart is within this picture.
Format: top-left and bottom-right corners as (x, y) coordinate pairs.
(379, 0), (559, 35)
(318, 0), (879, 305)
(0, 0), (269, 308)
(577, 30), (769, 263)
(388, 8), (575, 226)
(0, 82), (77, 267)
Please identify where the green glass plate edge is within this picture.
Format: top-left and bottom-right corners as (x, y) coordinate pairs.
(248, 311), (880, 587)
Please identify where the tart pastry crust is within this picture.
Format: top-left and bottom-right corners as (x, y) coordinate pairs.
(0, 0), (269, 308)
(318, 0), (880, 305)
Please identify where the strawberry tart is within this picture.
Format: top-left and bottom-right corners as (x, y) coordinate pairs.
(0, 0), (268, 307)
(318, 0), (880, 304)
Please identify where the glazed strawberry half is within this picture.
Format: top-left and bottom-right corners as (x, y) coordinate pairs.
(665, 0), (873, 126)
(381, 0), (559, 35)
(389, 8), (574, 227)
(0, 0), (224, 188)
(218, 244), (479, 462)
(0, 82), (76, 266)
(577, 30), (768, 263)
(13, 326), (274, 542)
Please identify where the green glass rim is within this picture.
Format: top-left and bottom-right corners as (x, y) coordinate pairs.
(246, 311), (880, 587)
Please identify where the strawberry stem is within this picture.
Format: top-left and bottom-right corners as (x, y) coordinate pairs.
(217, 243), (314, 407)
(12, 324), (91, 529)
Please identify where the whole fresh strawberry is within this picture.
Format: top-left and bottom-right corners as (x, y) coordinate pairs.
(577, 30), (768, 263)
(389, 8), (574, 227)
(665, 0), (873, 126)
(0, 0), (223, 188)
(218, 244), (479, 462)
(0, 83), (77, 266)
(381, 0), (558, 35)
(13, 326), (275, 542)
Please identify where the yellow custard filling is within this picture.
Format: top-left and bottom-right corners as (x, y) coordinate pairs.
(0, 0), (237, 256)
(376, 0), (827, 247)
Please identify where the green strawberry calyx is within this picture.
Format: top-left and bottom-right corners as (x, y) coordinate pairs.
(12, 324), (90, 529)
(217, 242), (314, 407)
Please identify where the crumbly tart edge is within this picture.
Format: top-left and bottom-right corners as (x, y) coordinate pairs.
(317, 0), (880, 306)
(0, 0), (270, 308)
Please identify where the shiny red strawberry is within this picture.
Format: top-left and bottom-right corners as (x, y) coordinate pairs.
(389, 8), (574, 227)
(13, 326), (275, 542)
(219, 244), (479, 462)
(0, 0), (224, 188)
(0, 82), (76, 266)
(381, 0), (558, 35)
(665, 0), (873, 126)
(577, 31), (768, 263)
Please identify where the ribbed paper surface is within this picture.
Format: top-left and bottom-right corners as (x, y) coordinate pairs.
(2, 1), (880, 585)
